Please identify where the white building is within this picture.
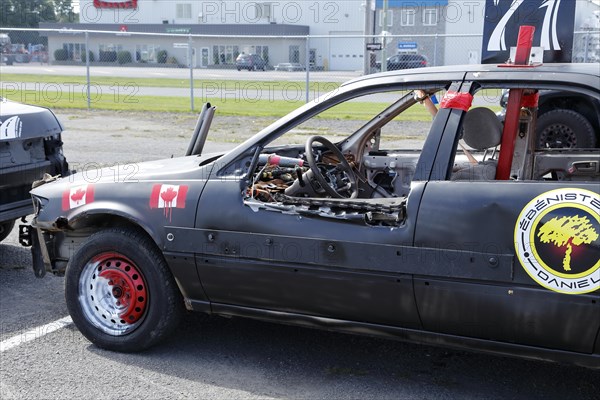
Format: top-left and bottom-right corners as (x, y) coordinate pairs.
(43, 0), (600, 70)
(68, 0), (368, 71)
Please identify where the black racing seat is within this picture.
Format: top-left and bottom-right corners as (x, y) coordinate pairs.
(452, 107), (503, 181)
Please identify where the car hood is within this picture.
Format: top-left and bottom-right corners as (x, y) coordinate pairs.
(30, 153), (220, 199)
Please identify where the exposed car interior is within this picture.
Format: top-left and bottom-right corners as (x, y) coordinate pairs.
(451, 107), (503, 181)
(240, 83), (599, 225)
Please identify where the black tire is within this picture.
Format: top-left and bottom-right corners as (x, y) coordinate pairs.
(65, 227), (184, 352)
(536, 109), (597, 149)
(0, 220), (15, 242)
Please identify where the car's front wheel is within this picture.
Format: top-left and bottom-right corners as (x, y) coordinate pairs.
(65, 228), (184, 352)
(0, 219), (15, 242)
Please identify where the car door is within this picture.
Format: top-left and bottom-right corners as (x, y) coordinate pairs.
(191, 174), (423, 328)
(179, 84), (467, 329)
(412, 82), (600, 353)
(415, 182), (600, 353)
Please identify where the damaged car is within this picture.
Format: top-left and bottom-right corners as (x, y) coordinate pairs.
(0, 98), (69, 242)
(23, 63), (599, 368)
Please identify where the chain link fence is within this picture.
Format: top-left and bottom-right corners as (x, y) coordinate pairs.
(1, 27), (598, 112)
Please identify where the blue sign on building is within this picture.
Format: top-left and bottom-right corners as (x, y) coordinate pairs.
(398, 41), (418, 50)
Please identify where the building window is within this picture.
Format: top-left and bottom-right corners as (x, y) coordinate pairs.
(136, 44), (160, 63)
(212, 45), (240, 64)
(99, 44), (123, 52)
(98, 43), (123, 62)
(289, 45), (300, 63)
(62, 43), (85, 61)
(260, 3), (273, 21)
(255, 45), (269, 63)
(423, 8), (438, 26)
(401, 9), (415, 26)
(176, 3), (192, 19)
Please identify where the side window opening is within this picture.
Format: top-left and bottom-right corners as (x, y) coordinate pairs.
(242, 84), (452, 225)
(448, 86), (600, 183)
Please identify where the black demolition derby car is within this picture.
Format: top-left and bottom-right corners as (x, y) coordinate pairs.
(23, 63), (599, 368)
(0, 99), (69, 242)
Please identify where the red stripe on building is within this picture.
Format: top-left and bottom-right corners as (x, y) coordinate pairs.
(94, 0), (137, 9)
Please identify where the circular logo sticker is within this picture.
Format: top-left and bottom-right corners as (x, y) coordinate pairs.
(515, 188), (600, 295)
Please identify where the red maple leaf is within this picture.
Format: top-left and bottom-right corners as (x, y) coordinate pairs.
(160, 187), (178, 203)
(71, 188), (86, 202)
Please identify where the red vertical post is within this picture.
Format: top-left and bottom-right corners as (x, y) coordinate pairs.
(495, 26), (535, 180)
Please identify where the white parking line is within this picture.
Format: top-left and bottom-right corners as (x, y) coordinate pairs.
(0, 316), (72, 353)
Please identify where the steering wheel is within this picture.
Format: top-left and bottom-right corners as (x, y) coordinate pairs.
(305, 136), (358, 199)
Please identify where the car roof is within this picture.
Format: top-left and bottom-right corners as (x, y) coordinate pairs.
(343, 63), (600, 90)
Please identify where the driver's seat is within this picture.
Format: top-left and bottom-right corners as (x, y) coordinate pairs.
(452, 107), (503, 181)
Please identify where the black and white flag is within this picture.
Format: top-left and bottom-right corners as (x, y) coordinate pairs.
(482, 0), (576, 63)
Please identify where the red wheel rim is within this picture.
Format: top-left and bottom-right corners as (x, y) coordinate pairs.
(79, 252), (149, 335)
(97, 254), (148, 324)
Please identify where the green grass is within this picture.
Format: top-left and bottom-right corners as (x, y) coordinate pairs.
(1, 77), (501, 120)
(1, 90), (299, 115)
(1, 73), (341, 92)
(1, 89), (445, 120)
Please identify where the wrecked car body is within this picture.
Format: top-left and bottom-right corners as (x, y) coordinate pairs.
(25, 64), (599, 368)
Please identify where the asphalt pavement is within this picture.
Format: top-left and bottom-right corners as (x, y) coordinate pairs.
(1, 231), (599, 399)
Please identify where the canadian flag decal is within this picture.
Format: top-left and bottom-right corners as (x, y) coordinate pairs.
(149, 184), (188, 222)
(62, 185), (95, 211)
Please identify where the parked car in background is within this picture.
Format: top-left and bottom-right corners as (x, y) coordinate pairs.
(376, 54), (428, 71)
(0, 34), (31, 65)
(274, 62), (305, 72)
(235, 54), (267, 71)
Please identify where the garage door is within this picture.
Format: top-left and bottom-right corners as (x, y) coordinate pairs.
(329, 31), (363, 71)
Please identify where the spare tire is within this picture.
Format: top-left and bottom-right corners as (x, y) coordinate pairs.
(536, 109), (597, 149)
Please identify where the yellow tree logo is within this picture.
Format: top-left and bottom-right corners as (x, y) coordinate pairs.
(537, 215), (599, 272)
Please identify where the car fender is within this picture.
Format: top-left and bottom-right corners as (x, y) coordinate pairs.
(61, 201), (166, 248)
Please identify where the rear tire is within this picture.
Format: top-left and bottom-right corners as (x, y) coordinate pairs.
(536, 109), (597, 149)
(65, 228), (184, 352)
(0, 220), (15, 242)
